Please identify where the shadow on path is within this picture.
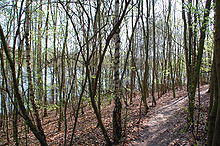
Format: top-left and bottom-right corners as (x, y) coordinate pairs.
(128, 85), (209, 146)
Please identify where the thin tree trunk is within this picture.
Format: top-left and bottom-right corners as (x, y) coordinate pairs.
(43, 0), (50, 117)
(24, 0), (47, 143)
(112, 0), (122, 144)
(36, 0), (44, 103)
(140, 0), (149, 113)
(152, 0), (157, 106)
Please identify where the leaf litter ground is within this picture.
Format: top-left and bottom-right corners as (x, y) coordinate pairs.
(0, 85), (209, 146)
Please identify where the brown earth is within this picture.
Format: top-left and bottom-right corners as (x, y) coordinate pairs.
(0, 85), (209, 146)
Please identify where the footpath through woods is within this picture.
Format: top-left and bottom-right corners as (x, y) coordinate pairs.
(127, 85), (209, 146)
(0, 85), (209, 145)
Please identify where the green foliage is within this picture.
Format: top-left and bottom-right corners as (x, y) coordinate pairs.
(46, 104), (59, 110)
(90, 75), (96, 79)
(201, 37), (213, 73)
(78, 75), (86, 81)
(82, 96), (90, 103)
(128, 66), (135, 70)
(163, 68), (170, 76)
(100, 90), (114, 106)
(201, 66), (210, 73)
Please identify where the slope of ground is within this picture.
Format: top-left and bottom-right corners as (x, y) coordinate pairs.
(126, 85), (209, 146)
(0, 85), (209, 145)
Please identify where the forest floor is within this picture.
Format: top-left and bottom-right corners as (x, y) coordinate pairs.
(126, 85), (209, 146)
(0, 85), (209, 146)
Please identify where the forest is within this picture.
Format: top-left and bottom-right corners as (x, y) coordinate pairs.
(0, 0), (220, 145)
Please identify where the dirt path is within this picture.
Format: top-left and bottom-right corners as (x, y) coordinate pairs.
(128, 85), (209, 146)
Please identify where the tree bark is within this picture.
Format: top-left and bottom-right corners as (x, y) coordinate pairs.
(212, 0), (220, 145)
(152, 0), (157, 106)
(113, 0), (122, 144)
